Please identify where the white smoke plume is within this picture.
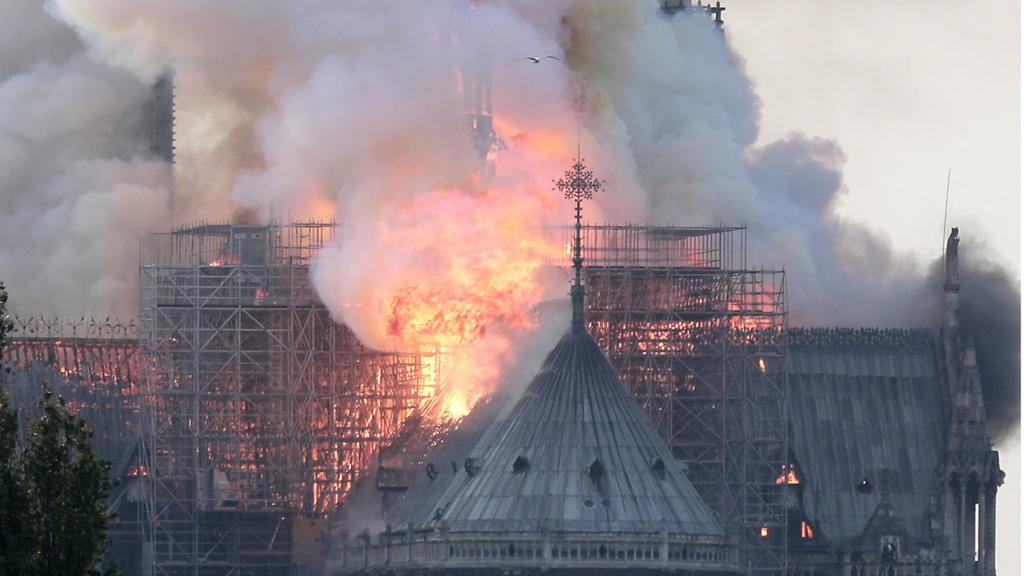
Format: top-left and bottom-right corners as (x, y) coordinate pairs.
(559, 2), (939, 327)
(0, 0), (173, 319)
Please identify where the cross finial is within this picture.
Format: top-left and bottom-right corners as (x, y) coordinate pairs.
(553, 136), (604, 335)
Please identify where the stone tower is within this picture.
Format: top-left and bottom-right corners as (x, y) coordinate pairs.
(940, 228), (1004, 576)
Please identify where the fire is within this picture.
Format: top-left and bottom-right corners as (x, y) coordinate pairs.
(312, 61), (581, 424)
(494, 117), (574, 159)
(207, 257), (233, 267)
(440, 391), (471, 419)
(321, 184), (565, 422)
(775, 463), (800, 485)
(376, 188), (558, 351)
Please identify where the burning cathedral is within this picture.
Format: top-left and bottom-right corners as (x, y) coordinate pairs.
(331, 160), (740, 575)
(323, 183), (1004, 576)
(0, 2), (1008, 576)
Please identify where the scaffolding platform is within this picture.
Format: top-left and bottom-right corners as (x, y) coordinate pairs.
(139, 221), (436, 576)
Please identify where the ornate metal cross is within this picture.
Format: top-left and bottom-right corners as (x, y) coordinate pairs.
(553, 152), (604, 334)
(555, 158), (603, 204)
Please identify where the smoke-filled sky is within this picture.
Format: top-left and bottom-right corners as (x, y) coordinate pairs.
(0, 1), (1018, 572)
(729, 0), (1020, 274)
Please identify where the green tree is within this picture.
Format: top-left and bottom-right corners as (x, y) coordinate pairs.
(0, 283), (118, 576)
(23, 384), (117, 576)
(0, 282), (34, 576)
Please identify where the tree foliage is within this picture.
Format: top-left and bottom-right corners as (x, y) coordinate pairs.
(0, 281), (33, 576)
(0, 282), (118, 576)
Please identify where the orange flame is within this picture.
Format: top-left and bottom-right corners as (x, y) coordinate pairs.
(334, 183), (566, 420)
(316, 88), (580, 422)
(775, 463), (800, 485)
(207, 255), (239, 267)
(376, 188), (558, 351)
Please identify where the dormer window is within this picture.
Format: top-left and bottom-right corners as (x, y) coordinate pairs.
(587, 458), (608, 495)
(651, 457), (667, 480)
(512, 455), (530, 474)
(464, 458), (482, 477)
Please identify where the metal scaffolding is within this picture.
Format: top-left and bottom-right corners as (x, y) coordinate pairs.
(565, 224), (789, 576)
(4, 222), (786, 575)
(2, 317), (147, 574)
(139, 222), (436, 576)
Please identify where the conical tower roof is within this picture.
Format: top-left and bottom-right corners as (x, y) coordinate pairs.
(332, 325), (737, 574)
(425, 329), (723, 535)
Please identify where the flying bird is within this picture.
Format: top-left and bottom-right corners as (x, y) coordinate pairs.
(524, 56), (560, 63)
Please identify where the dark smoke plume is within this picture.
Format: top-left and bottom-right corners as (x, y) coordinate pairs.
(957, 239), (1021, 441)
(923, 237), (1021, 441)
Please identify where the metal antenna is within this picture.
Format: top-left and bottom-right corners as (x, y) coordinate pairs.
(553, 132), (604, 334)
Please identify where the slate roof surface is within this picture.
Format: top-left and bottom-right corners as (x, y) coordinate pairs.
(392, 330), (723, 536)
(787, 329), (947, 546)
(382, 394), (509, 528)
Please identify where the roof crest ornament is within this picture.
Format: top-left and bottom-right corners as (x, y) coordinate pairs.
(553, 130), (604, 335)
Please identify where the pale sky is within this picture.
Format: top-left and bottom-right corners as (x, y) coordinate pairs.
(725, 1), (1020, 573)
